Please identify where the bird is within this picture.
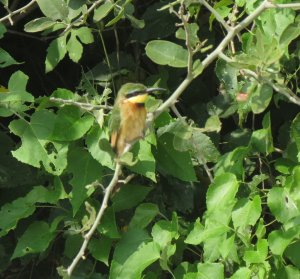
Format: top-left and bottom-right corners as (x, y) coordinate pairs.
(109, 83), (165, 156)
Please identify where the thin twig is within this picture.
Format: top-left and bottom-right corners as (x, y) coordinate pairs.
(0, 0), (37, 24)
(49, 97), (113, 110)
(242, 69), (300, 107)
(171, 104), (183, 118)
(199, 0), (232, 32)
(199, 157), (213, 183)
(67, 162), (122, 276)
(179, 3), (193, 78)
(62, 0), (106, 35)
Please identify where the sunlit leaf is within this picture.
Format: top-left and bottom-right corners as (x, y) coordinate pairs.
(36, 0), (69, 20)
(146, 40), (188, 68)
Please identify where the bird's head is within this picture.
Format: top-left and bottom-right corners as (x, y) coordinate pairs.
(118, 83), (165, 104)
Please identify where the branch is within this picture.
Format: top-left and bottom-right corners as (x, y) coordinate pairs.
(199, 0), (232, 32)
(0, 0), (37, 25)
(62, 0), (105, 35)
(242, 69), (300, 107)
(67, 162), (122, 276)
(265, 2), (300, 9)
(49, 97), (113, 110)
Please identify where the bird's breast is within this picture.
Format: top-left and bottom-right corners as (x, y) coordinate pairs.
(120, 101), (147, 142)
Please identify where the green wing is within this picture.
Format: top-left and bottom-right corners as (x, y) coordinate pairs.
(108, 104), (121, 133)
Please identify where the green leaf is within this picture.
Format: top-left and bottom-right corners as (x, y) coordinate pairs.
(191, 130), (220, 163)
(110, 228), (160, 279)
(186, 222), (228, 247)
(185, 218), (204, 245)
(73, 27), (94, 44)
(0, 179), (66, 237)
(280, 22), (300, 47)
(98, 207), (120, 239)
(0, 71), (33, 104)
(275, 158), (295, 174)
(268, 187), (300, 223)
(64, 234), (82, 259)
(45, 35), (67, 73)
(105, 5), (125, 27)
(129, 203), (159, 229)
(204, 115), (222, 132)
(268, 226), (300, 256)
(215, 59), (238, 95)
(0, 48), (21, 68)
(9, 110), (68, 175)
(214, 147), (248, 179)
(67, 147), (103, 215)
(206, 173), (239, 220)
(250, 112), (274, 154)
(93, 1), (114, 21)
(145, 40), (188, 68)
(0, 197), (35, 237)
(219, 235), (239, 262)
(11, 221), (55, 259)
(193, 59), (204, 77)
(285, 240), (300, 269)
(229, 267), (251, 279)
(89, 236), (112, 266)
(274, 265), (300, 279)
(86, 125), (114, 169)
(67, 0), (86, 20)
(128, 140), (156, 181)
(112, 184), (152, 212)
(51, 106), (94, 141)
(24, 17), (56, 32)
(157, 118), (192, 148)
(176, 23), (199, 48)
(0, 23), (6, 39)
(36, 0), (69, 20)
(250, 83), (273, 114)
(131, 3), (176, 42)
(232, 195), (262, 230)
(196, 263), (224, 279)
(291, 113), (300, 161)
(67, 31), (83, 63)
(156, 133), (197, 182)
(243, 239), (268, 265)
(152, 213), (179, 249)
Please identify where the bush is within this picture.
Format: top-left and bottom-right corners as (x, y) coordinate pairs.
(1, 0), (300, 278)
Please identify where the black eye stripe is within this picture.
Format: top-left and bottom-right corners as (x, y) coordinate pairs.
(126, 90), (146, 98)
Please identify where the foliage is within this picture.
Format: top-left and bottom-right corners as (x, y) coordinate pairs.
(1, 0), (300, 278)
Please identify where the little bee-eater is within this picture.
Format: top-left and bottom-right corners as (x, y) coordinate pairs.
(109, 83), (165, 156)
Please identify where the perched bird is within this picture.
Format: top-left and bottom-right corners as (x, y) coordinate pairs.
(109, 83), (165, 156)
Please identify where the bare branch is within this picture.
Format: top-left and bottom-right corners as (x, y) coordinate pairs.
(0, 0), (37, 24)
(265, 2), (300, 9)
(49, 97), (113, 110)
(67, 162), (122, 276)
